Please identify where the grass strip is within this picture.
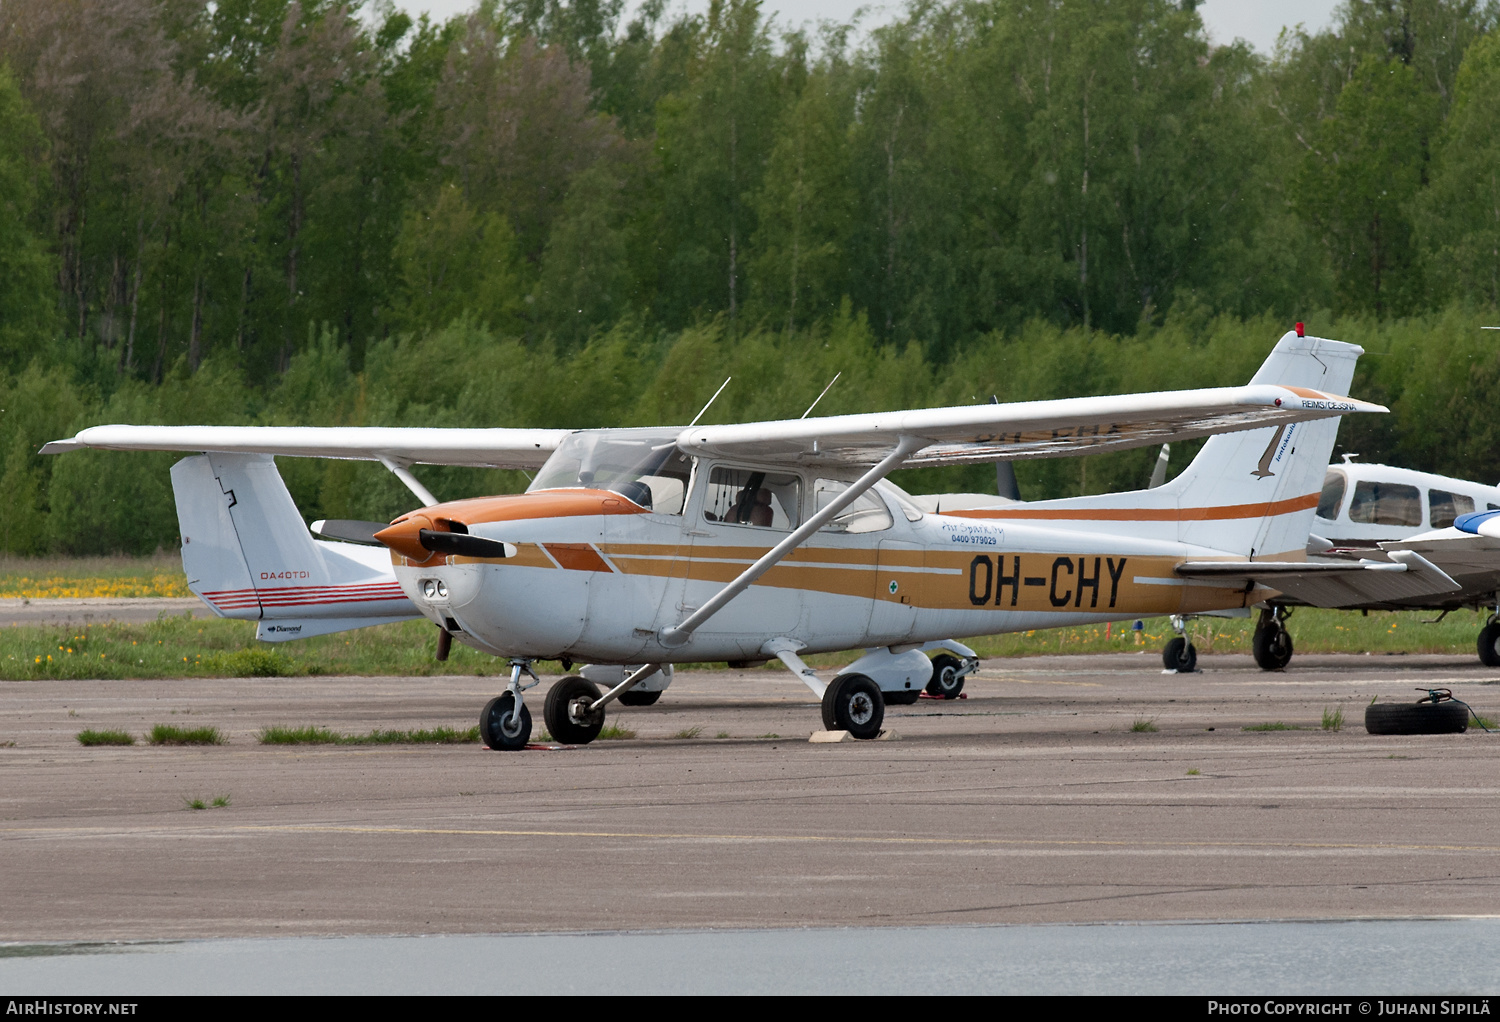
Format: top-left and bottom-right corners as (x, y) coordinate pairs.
(149, 724), (224, 745)
(1243, 722), (1301, 732)
(76, 728), (134, 746)
(258, 724), (479, 745)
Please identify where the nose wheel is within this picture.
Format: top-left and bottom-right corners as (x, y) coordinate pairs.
(479, 692), (532, 750)
(480, 659), (541, 750)
(1252, 607), (1294, 670)
(1162, 615), (1197, 672)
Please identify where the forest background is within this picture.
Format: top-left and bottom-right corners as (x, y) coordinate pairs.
(3, 0), (1500, 555)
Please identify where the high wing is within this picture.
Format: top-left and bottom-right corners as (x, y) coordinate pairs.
(678, 384), (1384, 468)
(39, 425), (571, 470)
(1175, 550), (1460, 608)
(41, 384), (1381, 472)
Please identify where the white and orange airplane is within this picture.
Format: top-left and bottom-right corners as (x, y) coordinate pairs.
(45, 330), (1452, 748)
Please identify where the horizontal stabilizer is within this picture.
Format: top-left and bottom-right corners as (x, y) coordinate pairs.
(1176, 550), (1459, 608)
(310, 519), (388, 546)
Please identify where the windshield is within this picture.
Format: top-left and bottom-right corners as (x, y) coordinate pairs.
(529, 430), (692, 514)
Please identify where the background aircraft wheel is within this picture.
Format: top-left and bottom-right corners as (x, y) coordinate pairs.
(1162, 637), (1197, 672)
(821, 673), (884, 739)
(1478, 622), (1500, 667)
(1252, 622), (1294, 671)
(618, 690), (661, 706)
(1365, 700), (1468, 735)
(544, 676), (605, 745)
(925, 653), (966, 699)
(884, 689), (920, 706)
(479, 693), (532, 750)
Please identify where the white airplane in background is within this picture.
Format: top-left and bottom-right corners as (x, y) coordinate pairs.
(46, 331), (1441, 750)
(1227, 458), (1500, 670)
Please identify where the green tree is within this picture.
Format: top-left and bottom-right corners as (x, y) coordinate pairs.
(390, 183), (527, 334)
(1292, 56), (1437, 315)
(1419, 31), (1500, 304)
(0, 65), (56, 366)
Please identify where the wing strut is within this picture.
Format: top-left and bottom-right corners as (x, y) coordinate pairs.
(378, 456), (439, 507)
(659, 435), (926, 648)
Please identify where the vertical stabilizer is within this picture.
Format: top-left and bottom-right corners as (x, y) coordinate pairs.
(1161, 332), (1363, 558)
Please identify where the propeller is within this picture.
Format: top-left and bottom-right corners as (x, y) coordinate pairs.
(418, 529), (511, 559)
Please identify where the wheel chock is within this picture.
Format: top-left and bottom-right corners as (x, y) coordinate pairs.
(809, 729), (901, 743)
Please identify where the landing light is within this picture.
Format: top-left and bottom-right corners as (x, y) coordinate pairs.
(421, 579), (448, 600)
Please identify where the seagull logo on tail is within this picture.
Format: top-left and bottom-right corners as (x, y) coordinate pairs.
(1252, 425), (1286, 479)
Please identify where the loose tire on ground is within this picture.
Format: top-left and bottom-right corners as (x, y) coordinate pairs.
(1364, 700), (1469, 735)
(479, 692), (532, 750)
(1163, 637), (1197, 672)
(1252, 623), (1294, 671)
(618, 690), (661, 707)
(543, 676), (606, 745)
(1478, 622), (1500, 668)
(821, 674), (885, 739)
(925, 653), (966, 699)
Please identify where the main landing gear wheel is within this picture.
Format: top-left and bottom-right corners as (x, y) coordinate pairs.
(479, 692), (532, 750)
(1478, 620), (1500, 668)
(1252, 617), (1294, 671)
(1163, 637), (1197, 673)
(925, 653), (966, 699)
(821, 673), (884, 740)
(544, 675), (606, 745)
(618, 690), (661, 707)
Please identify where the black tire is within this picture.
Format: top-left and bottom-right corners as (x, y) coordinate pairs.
(884, 689), (921, 706)
(1252, 623), (1294, 671)
(925, 653), (966, 699)
(1163, 637), (1197, 672)
(479, 692), (532, 750)
(618, 690), (661, 707)
(1479, 622), (1500, 668)
(821, 673), (884, 740)
(544, 676), (606, 745)
(1365, 701), (1469, 735)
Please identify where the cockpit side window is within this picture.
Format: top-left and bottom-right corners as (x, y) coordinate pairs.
(1347, 480), (1421, 527)
(814, 478), (893, 534)
(1316, 471), (1347, 520)
(1429, 489), (1475, 529)
(702, 467), (801, 530)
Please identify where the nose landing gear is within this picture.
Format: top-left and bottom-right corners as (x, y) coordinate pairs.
(1252, 606), (1294, 671)
(479, 659), (541, 750)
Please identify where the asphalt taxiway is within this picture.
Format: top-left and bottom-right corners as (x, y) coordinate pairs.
(3, 651), (1498, 945)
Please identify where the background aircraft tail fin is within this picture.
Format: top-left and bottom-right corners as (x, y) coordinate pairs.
(170, 453), (417, 640)
(1161, 331), (1363, 558)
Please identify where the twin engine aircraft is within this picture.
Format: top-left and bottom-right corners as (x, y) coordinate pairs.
(46, 331), (1424, 748)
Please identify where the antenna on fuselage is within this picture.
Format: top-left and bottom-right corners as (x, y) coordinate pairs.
(689, 377), (733, 427)
(801, 372), (842, 419)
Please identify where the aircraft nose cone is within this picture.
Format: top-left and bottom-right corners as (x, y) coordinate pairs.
(374, 515), (433, 562)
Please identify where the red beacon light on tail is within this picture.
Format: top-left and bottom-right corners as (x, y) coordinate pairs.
(1295, 321), (1305, 337)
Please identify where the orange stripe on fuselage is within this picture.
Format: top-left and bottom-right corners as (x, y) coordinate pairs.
(944, 492), (1319, 523)
(544, 543), (615, 573)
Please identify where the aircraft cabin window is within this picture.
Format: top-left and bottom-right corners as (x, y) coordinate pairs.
(1429, 490), (1475, 529)
(529, 430), (691, 514)
(813, 479), (894, 534)
(1315, 471), (1347, 519)
(702, 467), (801, 530)
(1347, 481), (1422, 527)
